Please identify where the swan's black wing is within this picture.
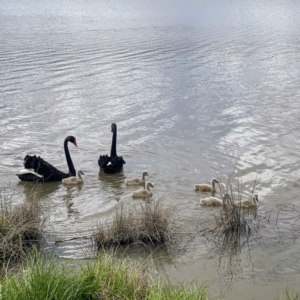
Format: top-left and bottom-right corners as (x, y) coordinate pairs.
(17, 173), (44, 182)
(98, 154), (111, 168)
(102, 156), (126, 174)
(17, 155), (70, 182)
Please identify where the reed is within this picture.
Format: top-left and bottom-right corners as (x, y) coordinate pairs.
(0, 189), (45, 264)
(94, 199), (179, 248)
(199, 177), (259, 253)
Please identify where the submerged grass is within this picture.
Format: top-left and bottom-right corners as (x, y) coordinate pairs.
(94, 200), (180, 247)
(0, 251), (208, 300)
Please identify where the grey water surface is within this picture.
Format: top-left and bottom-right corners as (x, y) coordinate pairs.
(1, 0), (300, 299)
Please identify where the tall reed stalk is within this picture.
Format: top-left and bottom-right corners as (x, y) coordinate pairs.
(199, 177), (259, 254)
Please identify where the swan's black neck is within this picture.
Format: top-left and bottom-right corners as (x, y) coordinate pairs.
(110, 127), (117, 158)
(64, 138), (76, 176)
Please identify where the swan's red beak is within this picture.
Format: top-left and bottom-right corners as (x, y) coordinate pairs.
(74, 140), (78, 147)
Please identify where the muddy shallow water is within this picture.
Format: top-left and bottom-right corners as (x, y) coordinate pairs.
(1, 0), (300, 298)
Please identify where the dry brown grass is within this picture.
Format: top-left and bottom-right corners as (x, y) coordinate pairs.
(198, 178), (259, 253)
(0, 190), (45, 264)
(94, 200), (180, 248)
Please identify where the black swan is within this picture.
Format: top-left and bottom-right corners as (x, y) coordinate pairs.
(17, 136), (77, 182)
(98, 123), (125, 174)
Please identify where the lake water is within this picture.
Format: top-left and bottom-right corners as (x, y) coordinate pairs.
(1, 0), (300, 298)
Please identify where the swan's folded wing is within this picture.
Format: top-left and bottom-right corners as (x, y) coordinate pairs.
(18, 168), (43, 178)
(22, 154), (67, 181)
(98, 154), (111, 168)
(70, 177), (79, 183)
(102, 156), (125, 173)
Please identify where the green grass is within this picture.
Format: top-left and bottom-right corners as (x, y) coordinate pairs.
(0, 252), (208, 300)
(277, 288), (300, 300)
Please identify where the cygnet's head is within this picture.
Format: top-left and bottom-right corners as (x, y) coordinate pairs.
(146, 181), (154, 188)
(212, 178), (219, 184)
(77, 170), (84, 176)
(253, 193), (258, 202)
(142, 171), (149, 176)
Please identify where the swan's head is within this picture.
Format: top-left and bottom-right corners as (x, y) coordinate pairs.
(211, 178), (219, 184)
(77, 170), (84, 176)
(111, 123), (117, 133)
(253, 193), (258, 202)
(66, 136), (78, 147)
(142, 171), (148, 177)
(146, 181), (154, 188)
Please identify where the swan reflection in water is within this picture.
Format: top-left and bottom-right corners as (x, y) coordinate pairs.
(61, 184), (83, 217)
(18, 180), (83, 218)
(17, 180), (61, 201)
(98, 171), (125, 196)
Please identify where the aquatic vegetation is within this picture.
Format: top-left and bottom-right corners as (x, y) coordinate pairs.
(277, 288), (300, 300)
(0, 189), (45, 264)
(0, 251), (208, 300)
(198, 177), (259, 254)
(94, 199), (180, 247)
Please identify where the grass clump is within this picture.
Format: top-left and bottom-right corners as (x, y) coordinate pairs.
(199, 178), (259, 253)
(94, 200), (179, 247)
(0, 252), (208, 300)
(0, 191), (45, 264)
